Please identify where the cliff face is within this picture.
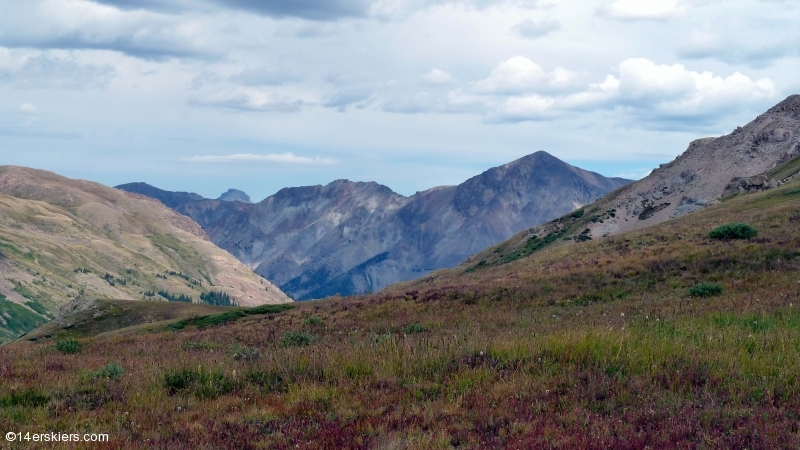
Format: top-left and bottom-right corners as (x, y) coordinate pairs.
(118, 152), (632, 299)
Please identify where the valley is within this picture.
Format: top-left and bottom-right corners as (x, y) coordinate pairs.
(1, 96), (800, 448)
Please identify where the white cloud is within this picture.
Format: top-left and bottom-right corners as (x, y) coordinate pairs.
(190, 87), (315, 112)
(185, 153), (338, 164)
(614, 169), (652, 180)
(599, 0), (687, 20)
(19, 103), (38, 113)
(473, 56), (578, 95)
(512, 18), (561, 39)
(613, 58), (777, 117)
(423, 68), (454, 85)
(470, 57), (777, 124)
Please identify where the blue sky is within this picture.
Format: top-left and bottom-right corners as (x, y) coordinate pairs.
(0, 0), (797, 201)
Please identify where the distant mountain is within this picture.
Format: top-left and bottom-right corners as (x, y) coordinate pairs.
(218, 189), (252, 203)
(0, 166), (290, 343)
(114, 182), (205, 209)
(118, 152), (631, 299)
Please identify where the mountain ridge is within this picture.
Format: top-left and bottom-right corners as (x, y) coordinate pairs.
(117, 151), (632, 299)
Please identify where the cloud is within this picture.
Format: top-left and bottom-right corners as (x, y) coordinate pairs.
(207, 0), (371, 21)
(473, 56), (579, 94)
(324, 89), (373, 111)
(458, 57), (777, 125)
(422, 68), (454, 85)
(0, 48), (115, 89)
(383, 92), (438, 113)
(230, 67), (303, 86)
(512, 18), (560, 39)
(598, 0), (686, 20)
(679, 31), (799, 68)
(185, 152), (338, 164)
(18, 103), (38, 114)
(614, 169), (652, 180)
(190, 86), (315, 112)
(613, 58), (776, 113)
(0, 0), (215, 59)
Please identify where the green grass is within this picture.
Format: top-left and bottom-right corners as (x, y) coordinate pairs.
(688, 282), (724, 298)
(55, 339), (83, 354)
(766, 154), (800, 180)
(281, 331), (313, 347)
(167, 303), (295, 330)
(0, 296), (46, 343)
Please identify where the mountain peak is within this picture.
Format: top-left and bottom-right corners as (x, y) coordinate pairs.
(218, 189), (251, 203)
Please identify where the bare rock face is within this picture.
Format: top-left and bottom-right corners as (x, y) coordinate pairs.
(572, 95), (800, 238)
(118, 152), (632, 299)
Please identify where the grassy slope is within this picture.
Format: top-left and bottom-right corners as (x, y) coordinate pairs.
(20, 299), (233, 342)
(2, 180), (800, 448)
(0, 184), (287, 343)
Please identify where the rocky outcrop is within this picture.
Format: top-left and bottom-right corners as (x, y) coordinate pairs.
(564, 95), (800, 238)
(722, 175), (778, 196)
(118, 152), (632, 299)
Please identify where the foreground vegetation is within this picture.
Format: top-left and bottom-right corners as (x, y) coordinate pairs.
(2, 181), (800, 448)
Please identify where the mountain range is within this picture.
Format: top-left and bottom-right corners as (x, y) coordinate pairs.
(117, 151), (632, 299)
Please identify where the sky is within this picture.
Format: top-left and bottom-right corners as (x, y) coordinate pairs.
(0, 0), (797, 201)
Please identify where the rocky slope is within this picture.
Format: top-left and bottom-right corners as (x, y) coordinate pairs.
(459, 95), (800, 271)
(0, 166), (290, 343)
(118, 152), (631, 299)
(587, 94), (800, 237)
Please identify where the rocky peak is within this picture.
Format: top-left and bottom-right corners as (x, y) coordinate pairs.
(218, 189), (251, 203)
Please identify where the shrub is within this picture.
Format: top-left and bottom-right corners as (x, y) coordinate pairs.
(0, 389), (50, 407)
(93, 363), (124, 380)
(163, 367), (236, 398)
(689, 283), (723, 298)
(304, 316), (323, 326)
(282, 331), (313, 347)
(708, 223), (757, 240)
(404, 322), (428, 334)
(247, 304), (295, 315)
(55, 339), (83, 354)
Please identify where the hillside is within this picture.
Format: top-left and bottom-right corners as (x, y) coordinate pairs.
(0, 166), (290, 343)
(4, 165), (800, 448)
(118, 151), (631, 299)
(585, 94), (800, 237)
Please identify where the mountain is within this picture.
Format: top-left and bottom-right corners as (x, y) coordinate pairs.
(117, 151), (632, 299)
(457, 95), (800, 272)
(587, 94), (800, 237)
(218, 189), (252, 203)
(0, 166), (290, 343)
